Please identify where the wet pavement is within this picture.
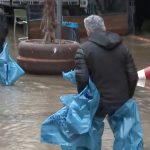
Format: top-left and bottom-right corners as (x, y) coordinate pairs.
(0, 24), (150, 150)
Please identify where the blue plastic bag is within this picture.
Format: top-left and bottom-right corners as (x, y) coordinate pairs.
(61, 99), (144, 150)
(41, 70), (143, 150)
(62, 70), (76, 85)
(0, 42), (25, 85)
(107, 99), (144, 150)
(61, 116), (104, 150)
(41, 70), (101, 150)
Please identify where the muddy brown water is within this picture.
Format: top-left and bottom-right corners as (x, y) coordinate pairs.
(0, 28), (150, 149)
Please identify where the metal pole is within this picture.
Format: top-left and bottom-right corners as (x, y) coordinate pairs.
(56, 0), (62, 40)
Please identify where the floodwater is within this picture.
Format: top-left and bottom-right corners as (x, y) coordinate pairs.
(0, 26), (150, 150)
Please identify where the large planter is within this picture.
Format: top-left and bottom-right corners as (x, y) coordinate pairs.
(17, 39), (80, 74)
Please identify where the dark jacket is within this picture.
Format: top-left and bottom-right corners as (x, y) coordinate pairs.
(75, 31), (138, 117)
(0, 9), (8, 53)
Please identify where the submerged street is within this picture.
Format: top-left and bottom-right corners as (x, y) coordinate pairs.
(0, 26), (150, 150)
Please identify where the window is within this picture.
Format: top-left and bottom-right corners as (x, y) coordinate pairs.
(88, 0), (127, 14)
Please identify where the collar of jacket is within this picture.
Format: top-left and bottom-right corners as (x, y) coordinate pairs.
(88, 31), (122, 50)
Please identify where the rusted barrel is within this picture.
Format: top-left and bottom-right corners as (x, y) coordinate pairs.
(17, 39), (80, 74)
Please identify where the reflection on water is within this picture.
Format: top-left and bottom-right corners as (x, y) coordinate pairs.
(124, 35), (150, 70)
(0, 75), (76, 150)
(0, 31), (150, 149)
(136, 80), (150, 114)
(1, 75), (150, 150)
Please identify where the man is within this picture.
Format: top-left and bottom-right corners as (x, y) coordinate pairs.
(0, 8), (24, 85)
(0, 8), (8, 53)
(75, 15), (142, 149)
(75, 14), (138, 117)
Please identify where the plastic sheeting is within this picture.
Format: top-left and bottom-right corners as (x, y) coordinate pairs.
(41, 70), (143, 150)
(107, 99), (144, 150)
(0, 42), (24, 85)
(41, 71), (101, 150)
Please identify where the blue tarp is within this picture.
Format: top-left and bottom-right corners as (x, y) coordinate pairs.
(62, 22), (79, 29)
(41, 71), (101, 150)
(0, 42), (24, 85)
(107, 99), (144, 150)
(41, 70), (143, 150)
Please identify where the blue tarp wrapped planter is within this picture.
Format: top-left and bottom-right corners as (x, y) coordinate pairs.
(41, 70), (143, 150)
(0, 42), (24, 85)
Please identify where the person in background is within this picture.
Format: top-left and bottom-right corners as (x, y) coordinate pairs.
(75, 15), (143, 149)
(0, 8), (8, 53)
(0, 8), (24, 85)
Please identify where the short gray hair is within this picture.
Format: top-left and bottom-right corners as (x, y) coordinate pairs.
(84, 15), (106, 32)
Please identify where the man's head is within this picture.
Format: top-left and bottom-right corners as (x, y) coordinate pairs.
(84, 15), (106, 36)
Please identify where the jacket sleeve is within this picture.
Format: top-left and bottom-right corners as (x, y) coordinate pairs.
(125, 48), (138, 98)
(74, 48), (89, 93)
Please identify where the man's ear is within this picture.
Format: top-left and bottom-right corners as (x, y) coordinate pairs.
(85, 28), (89, 36)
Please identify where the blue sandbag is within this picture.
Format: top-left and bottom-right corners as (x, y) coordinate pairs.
(0, 42), (24, 85)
